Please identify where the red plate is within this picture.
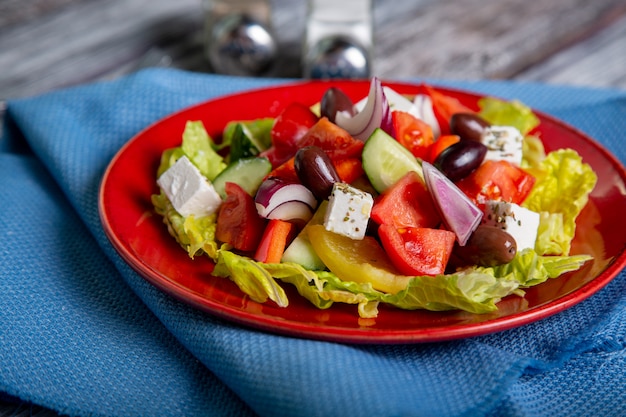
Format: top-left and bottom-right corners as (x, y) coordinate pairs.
(99, 80), (626, 344)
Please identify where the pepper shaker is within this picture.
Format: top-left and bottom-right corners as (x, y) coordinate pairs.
(204, 0), (277, 76)
(303, 0), (373, 79)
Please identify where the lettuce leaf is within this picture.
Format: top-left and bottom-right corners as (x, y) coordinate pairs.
(210, 247), (591, 318)
(221, 118), (274, 154)
(478, 97), (540, 135)
(213, 251), (289, 307)
(151, 191), (221, 259)
(156, 120), (226, 180)
(522, 149), (597, 255)
(180, 121), (226, 181)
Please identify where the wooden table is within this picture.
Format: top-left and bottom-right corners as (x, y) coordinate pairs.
(1, 0), (625, 415)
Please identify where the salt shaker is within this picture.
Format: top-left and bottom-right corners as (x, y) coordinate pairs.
(204, 0), (277, 76)
(303, 0), (373, 79)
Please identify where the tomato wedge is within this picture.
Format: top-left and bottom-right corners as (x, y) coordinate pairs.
(216, 182), (267, 251)
(392, 110), (435, 160)
(333, 157), (364, 184)
(378, 225), (456, 276)
(456, 159), (536, 205)
(298, 117), (364, 160)
(370, 171), (440, 229)
(266, 157), (299, 183)
(267, 155), (363, 185)
(263, 103), (319, 167)
(424, 85), (474, 136)
(426, 134), (461, 164)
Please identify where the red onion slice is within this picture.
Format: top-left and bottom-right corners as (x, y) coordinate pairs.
(255, 177), (317, 222)
(265, 201), (315, 222)
(422, 162), (482, 246)
(413, 94), (441, 139)
(335, 77), (393, 141)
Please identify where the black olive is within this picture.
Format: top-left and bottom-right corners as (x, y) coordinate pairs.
(453, 225), (517, 267)
(294, 146), (340, 200)
(320, 87), (356, 123)
(434, 140), (487, 182)
(450, 113), (490, 142)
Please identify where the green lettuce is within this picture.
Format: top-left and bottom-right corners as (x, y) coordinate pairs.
(157, 120), (226, 180)
(522, 149), (597, 255)
(210, 248), (590, 318)
(151, 191), (221, 259)
(152, 120), (229, 259)
(221, 118), (274, 156)
(213, 251), (289, 307)
(478, 97), (540, 135)
(181, 121), (226, 180)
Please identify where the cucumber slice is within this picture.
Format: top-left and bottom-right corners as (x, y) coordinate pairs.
(361, 128), (423, 193)
(212, 157), (272, 199)
(282, 201), (328, 270)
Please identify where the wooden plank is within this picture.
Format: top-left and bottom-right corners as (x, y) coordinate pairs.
(0, 0), (202, 99)
(373, 0), (626, 85)
(1, 0), (625, 103)
(516, 13), (626, 88)
(0, 0), (84, 28)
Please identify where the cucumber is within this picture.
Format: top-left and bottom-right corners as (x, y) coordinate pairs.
(361, 128), (423, 193)
(281, 201), (327, 270)
(212, 157), (272, 199)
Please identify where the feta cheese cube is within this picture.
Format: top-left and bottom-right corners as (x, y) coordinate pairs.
(157, 156), (222, 218)
(482, 200), (540, 252)
(324, 183), (373, 240)
(480, 125), (524, 166)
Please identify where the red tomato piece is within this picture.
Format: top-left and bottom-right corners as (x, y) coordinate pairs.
(456, 160), (536, 206)
(297, 117), (364, 160)
(267, 157), (299, 183)
(370, 171), (440, 229)
(216, 182), (267, 251)
(333, 157), (364, 184)
(378, 225), (456, 276)
(263, 103), (319, 167)
(426, 135), (461, 164)
(424, 85), (474, 136)
(270, 102), (319, 149)
(392, 110), (435, 160)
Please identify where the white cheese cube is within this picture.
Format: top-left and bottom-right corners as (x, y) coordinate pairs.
(482, 200), (540, 252)
(157, 156), (222, 218)
(480, 126), (524, 166)
(324, 183), (373, 240)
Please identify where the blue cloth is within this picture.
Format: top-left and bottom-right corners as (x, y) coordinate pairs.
(1, 68), (625, 417)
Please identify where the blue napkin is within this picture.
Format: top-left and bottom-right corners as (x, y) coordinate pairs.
(2, 68), (625, 417)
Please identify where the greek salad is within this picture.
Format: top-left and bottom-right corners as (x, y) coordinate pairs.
(151, 78), (596, 318)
